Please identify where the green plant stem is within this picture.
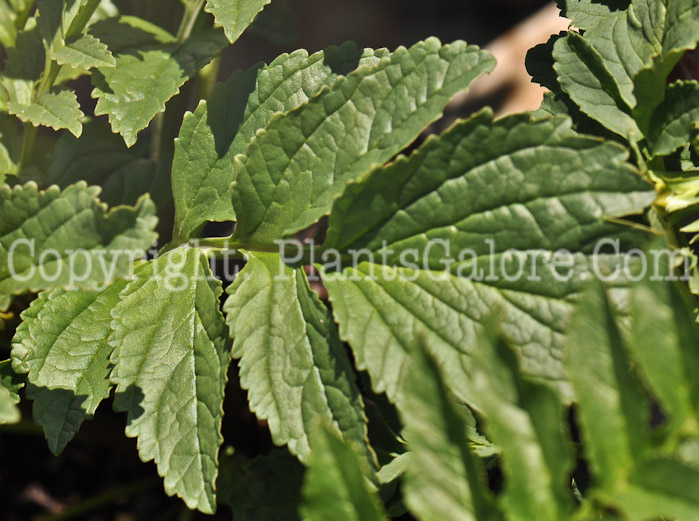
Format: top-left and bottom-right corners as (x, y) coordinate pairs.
(36, 477), (161, 521)
(197, 55), (221, 101)
(17, 0), (100, 173)
(176, 0), (205, 42)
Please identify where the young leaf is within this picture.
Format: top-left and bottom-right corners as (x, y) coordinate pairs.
(0, 182), (157, 298)
(223, 251), (374, 466)
(205, 0), (270, 44)
(53, 33), (115, 70)
(11, 280), (127, 454)
(232, 38), (495, 244)
(108, 247), (230, 513)
(0, 359), (22, 424)
(321, 111), (654, 401)
(564, 280), (651, 490)
(300, 425), (388, 521)
(90, 16), (227, 146)
(648, 80), (699, 157)
(48, 118), (157, 207)
(630, 273), (699, 435)
(171, 43), (388, 241)
(8, 88), (84, 137)
(463, 333), (574, 521)
(552, 32), (641, 140)
(217, 449), (304, 521)
(398, 340), (499, 521)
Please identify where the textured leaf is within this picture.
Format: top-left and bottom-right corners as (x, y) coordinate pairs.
(0, 182), (157, 298)
(463, 333), (574, 521)
(556, 0), (629, 30)
(8, 88), (84, 137)
(321, 112), (654, 401)
(108, 247), (230, 513)
(232, 38), (495, 244)
(223, 251), (373, 465)
(553, 32), (641, 140)
(398, 341), (498, 521)
(48, 119), (156, 207)
(53, 33), (115, 69)
(90, 16), (227, 146)
(630, 273), (699, 435)
(648, 80), (699, 156)
(205, 0), (270, 44)
(171, 43), (388, 241)
(0, 359), (22, 424)
(300, 425), (387, 521)
(564, 280), (651, 490)
(217, 449), (304, 521)
(11, 280), (127, 454)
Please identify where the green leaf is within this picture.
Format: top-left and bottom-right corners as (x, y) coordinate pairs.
(613, 458), (699, 521)
(204, 0), (270, 44)
(90, 16), (227, 146)
(398, 340), (499, 521)
(217, 449), (304, 521)
(223, 251), (373, 466)
(171, 43), (388, 241)
(564, 280), (651, 490)
(108, 247), (230, 513)
(11, 280), (127, 454)
(630, 272), (699, 435)
(320, 111), (654, 401)
(299, 425), (388, 521)
(463, 333), (574, 521)
(553, 32), (641, 140)
(555, 0), (629, 30)
(0, 182), (158, 298)
(648, 80), (699, 156)
(53, 33), (115, 69)
(8, 88), (84, 137)
(48, 118), (156, 207)
(631, 0), (699, 134)
(0, 358), (22, 424)
(232, 38), (495, 244)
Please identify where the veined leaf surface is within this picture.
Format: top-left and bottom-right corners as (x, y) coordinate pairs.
(232, 38), (495, 244)
(108, 247), (230, 513)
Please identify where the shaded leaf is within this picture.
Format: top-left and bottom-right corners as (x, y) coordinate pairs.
(11, 280), (126, 454)
(300, 425), (387, 521)
(171, 43), (387, 241)
(648, 80), (699, 156)
(48, 118), (156, 207)
(564, 280), (651, 489)
(217, 449), (304, 521)
(552, 32), (641, 140)
(53, 33), (115, 69)
(90, 16), (227, 146)
(398, 340), (499, 521)
(8, 88), (83, 137)
(205, 0), (270, 44)
(0, 358), (22, 424)
(321, 112), (653, 401)
(0, 182), (157, 298)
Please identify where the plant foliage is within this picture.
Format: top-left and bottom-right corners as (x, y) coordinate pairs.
(1, 0), (699, 518)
